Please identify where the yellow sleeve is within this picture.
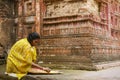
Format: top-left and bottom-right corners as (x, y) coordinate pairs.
(24, 47), (37, 64)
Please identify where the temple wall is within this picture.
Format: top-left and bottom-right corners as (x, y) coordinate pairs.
(38, 0), (120, 70)
(15, 0), (120, 70)
(39, 0), (96, 67)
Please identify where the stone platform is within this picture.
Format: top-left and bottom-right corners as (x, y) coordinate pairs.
(1, 61), (120, 80)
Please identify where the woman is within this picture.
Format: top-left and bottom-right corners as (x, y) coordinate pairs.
(6, 32), (50, 80)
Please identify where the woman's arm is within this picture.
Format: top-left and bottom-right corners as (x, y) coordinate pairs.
(31, 62), (51, 73)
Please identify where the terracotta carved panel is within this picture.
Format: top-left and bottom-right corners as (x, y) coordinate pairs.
(45, 0), (99, 17)
(0, 2), (11, 18)
(24, 0), (35, 16)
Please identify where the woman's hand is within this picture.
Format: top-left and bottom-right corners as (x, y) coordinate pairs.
(32, 62), (51, 73)
(42, 67), (51, 73)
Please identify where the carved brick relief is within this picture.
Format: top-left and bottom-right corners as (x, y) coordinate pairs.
(23, 25), (34, 37)
(24, 0), (35, 16)
(45, 0), (99, 17)
(99, 3), (108, 23)
(0, 2), (11, 18)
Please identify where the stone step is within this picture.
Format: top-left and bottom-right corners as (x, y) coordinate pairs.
(40, 55), (91, 62)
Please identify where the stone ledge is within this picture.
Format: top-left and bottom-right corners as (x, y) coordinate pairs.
(95, 61), (120, 70)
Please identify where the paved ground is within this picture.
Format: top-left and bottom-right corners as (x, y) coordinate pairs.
(30, 66), (120, 80)
(1, 64), (120, 80)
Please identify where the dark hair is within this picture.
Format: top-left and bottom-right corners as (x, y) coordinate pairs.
(27, 32), (40, 44)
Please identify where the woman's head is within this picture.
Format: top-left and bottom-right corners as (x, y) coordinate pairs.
(27, 32), (40, 46)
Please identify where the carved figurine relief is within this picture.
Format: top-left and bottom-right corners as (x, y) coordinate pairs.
(24, 0), (35, 16)
(0, 2), (11, 18)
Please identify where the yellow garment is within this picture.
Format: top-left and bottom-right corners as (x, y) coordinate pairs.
(6, 38), (37, 79)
